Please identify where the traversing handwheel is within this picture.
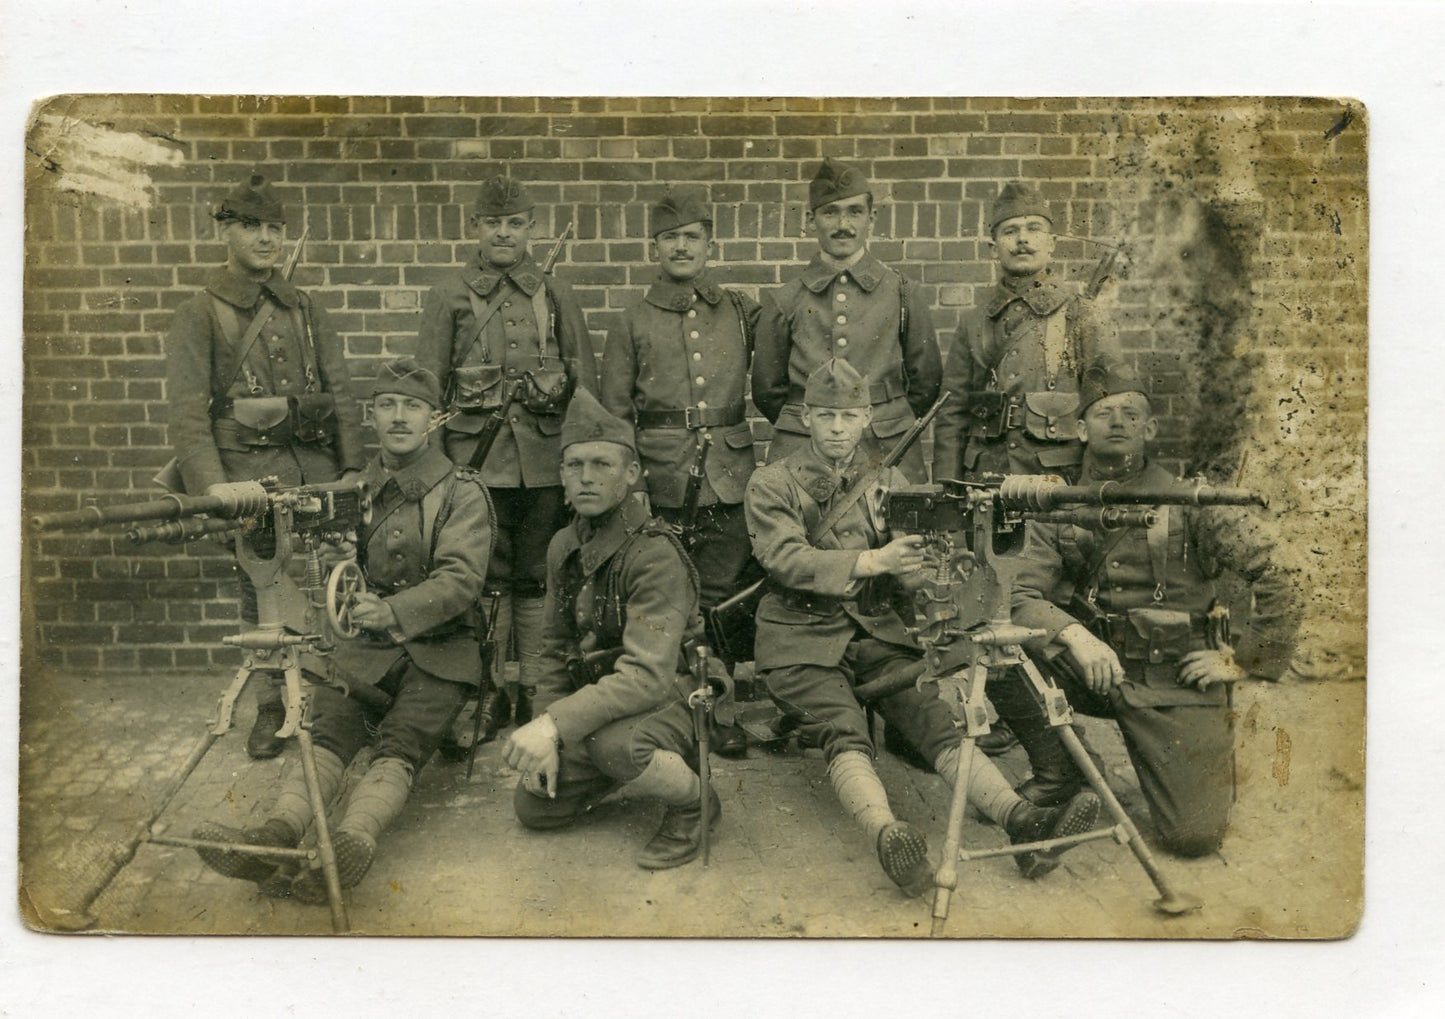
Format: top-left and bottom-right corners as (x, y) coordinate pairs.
(325, 559), (366, 638)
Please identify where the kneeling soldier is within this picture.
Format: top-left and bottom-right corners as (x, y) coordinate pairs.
(745, 358), (1100, 895)
(193, 358), (492, 901)
(504, 389), (720, 869)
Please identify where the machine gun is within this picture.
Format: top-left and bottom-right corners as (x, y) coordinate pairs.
(873, 471), (1263, 934)
(29, 475), (375, 933)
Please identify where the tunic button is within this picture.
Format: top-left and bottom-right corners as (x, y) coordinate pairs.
(503, 300), (512, 308)
(687, 309), (697, 318)
(697, 400), (708, 410)
(690, 331), (700, 339)
(839, 274), (849, 284)
(1110, 561), (1121, 568)
(695, 376), (706, 385)
(510, 342), (518, 349)
(837, 338), (848, 348)
(692, 352), (702, 361)
(511, 415), (520, 423)
(837, 314), (847, 325)
(1008, 441), (1018, 449)
(836, 293), (847, 303)
(393, 529), (401, 537)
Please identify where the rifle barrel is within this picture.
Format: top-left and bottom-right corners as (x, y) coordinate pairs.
(881, 391), (951, 470)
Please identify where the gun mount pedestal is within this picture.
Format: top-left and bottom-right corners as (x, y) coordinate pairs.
(877, 490), (1203, 936)
(29, 479), (369, 932)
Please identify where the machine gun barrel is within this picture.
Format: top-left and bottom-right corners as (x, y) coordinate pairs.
(29, 480), (270, 532)
(993, 474), (1265, 513)
(126, 516), (245, 545)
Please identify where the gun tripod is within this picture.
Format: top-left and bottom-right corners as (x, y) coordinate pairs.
(917, 625), (1202, 937)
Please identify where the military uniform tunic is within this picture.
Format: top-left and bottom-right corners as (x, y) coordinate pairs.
(513, 495), (704, 828)
(415, 252), (597, 489)
(751, 252), (940, 482)
(1007, 459), (1301, 854)
(316, 445), (493, 772)
(933, 273), (1121, 483)
(165, 266), (366, 496)
(745, 444), (960, 763)
(601, 272), (761, 609)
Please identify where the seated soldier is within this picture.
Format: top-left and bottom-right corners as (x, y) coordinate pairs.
(192, 358), (492, 901)
(504, 389), (720, 869)
(745, 358), (1101, 895)
(1004, 365), (1301, 857)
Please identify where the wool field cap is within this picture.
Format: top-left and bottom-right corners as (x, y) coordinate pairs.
(1078, 363), (1149, 415)
(650, 186), (713, 236)
(988, 180), (1054, 233)
(804, 358), (870, 409)
(369, 357), (443, 408)
(474, 175), (535, 216)
(214, 171), (286, 224)
(809, 157), (871, 210)
(560, 388), (636, 452)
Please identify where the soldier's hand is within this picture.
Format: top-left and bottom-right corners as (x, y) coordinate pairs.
(1178, 649), (1247, 691)
(1058, 623), (1124, 694)
(349, 592), (398, 632)
(862, 534), (928, 577)
(504, 714), (562, 798)
(316, 530), (357, 563)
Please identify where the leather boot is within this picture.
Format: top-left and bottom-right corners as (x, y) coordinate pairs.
(712, 723), (749, 759)
(636, 787), (722, 870)
(975, 718), (1020, 757)
(1004, 790), (1102, 880)
(876, 821), (933, 898)
(246, 698), (287, 760)
(193, 818), (299, 884)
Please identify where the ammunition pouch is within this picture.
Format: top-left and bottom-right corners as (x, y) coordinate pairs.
(779, 587), (842, 615)
(449, 364), (505, 412)
(221, 396), (292, 448)
(1020, 391), (1080, 443)
(518, 358), (572, 416)
(1086, 607), (1207, 666)
(706, 581), (766, 665)
(293, 392), (338, 445)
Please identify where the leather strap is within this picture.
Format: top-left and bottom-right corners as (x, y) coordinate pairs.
(1146, 504), (1171, 602)
(455, 287), (508, 369)
(636, 403), (746, 429)
(212, 295), (282, 394)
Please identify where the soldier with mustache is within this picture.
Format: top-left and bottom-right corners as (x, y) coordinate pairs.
(751, 158), (941, 483)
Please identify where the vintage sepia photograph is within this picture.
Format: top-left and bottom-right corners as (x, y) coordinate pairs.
(16, 93), (1367, 941)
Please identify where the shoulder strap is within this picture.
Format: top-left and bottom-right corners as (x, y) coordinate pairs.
(599, 520), (700, 646)
(1145, 504), (1171, 602)
(1042, 306), (1069, 384)
(725, 288), (754, 356)
(530, 283), (554, 360)
(291, 295), (321, 391)
(212, 294), (281, 392)
(428, 467), (497, 572)
(455, 287), (508, 369)
(895, 269), (910, 348)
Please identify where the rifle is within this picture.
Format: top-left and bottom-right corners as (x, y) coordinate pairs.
(705, 391), (952, 664)
(1054, 231), (1120, 300)
(687, 645), (716, 867)
(676, 432), (713, 550)
(466, 591), (505, 779)
(466, 379), (524, 471)
(153, 226), (311, 494)
(541, 221), (574, 275)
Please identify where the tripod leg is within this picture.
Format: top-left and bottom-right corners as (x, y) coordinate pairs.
(930, 734), (976, 937)
(1054, 724), (1201, 916)
(296, 727), (349, 932)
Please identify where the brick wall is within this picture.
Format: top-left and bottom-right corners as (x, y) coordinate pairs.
(21, 96), (1366, 674)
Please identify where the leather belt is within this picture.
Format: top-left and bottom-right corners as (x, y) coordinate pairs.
(636, 403), (746, 429)
(1092, 613), (1210, 647)
(778, 588), (843, 614)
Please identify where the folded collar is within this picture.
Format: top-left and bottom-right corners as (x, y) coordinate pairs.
(204, 266), (301, 310)
(463, 252), (545, 299)
(644, 271), (723, 311)
(365, 446), (453, 503)
(785, 443), (858, 504)
(799, 250), (887, 294)
(985, 272), (1069, 318)
(575, 492), (650, 577)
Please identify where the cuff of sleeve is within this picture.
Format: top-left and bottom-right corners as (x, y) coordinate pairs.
(545, 690), (606, 748)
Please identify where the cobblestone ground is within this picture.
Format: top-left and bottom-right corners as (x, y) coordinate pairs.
(18, 668), (1363, 939)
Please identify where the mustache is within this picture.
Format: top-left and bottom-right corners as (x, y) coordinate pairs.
(830, 229), (857, 240)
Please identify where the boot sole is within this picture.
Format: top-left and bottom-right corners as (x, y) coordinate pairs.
(878, 822), (933, 898)
(1018, 793), (1102, 880)
(291, 831), (376, 904)
(193, 823), (294, 884)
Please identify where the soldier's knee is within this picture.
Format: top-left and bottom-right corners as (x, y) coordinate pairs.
(512, 782), (581, 831)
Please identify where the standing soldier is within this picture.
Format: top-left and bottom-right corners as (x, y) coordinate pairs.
(165, 170), (366, 760)
(1007, 366), (1301, 855)
(193, 358), (492, 901)
(416, 175), (597, 734)
(504, 390), (721, 870)
(932, 180), (1122, 486)
(751, 158), (941, 483)
(745, 358), (1100, 896)
(929, 180), (1124, 764)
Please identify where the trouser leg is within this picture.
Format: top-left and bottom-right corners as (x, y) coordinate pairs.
(1111, 693), (1234, 857)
